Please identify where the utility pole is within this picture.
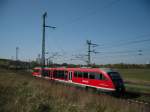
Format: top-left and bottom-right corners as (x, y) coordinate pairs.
(86, 40), (99, 66)
(16, 47), (19, 61)
(87, 40), (91, 65)
(41, 12), (56, 76)
(41, 12), (46, 72)
(38, 54), (41, 65)
(15, 47), (19, 70)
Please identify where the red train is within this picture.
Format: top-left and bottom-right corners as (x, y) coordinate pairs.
(32, 67), (125, 94)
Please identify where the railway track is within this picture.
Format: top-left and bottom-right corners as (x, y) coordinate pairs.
(66, 82), (150, 107)
(121, 91), (150, 105)
(126, 99), (150, 105)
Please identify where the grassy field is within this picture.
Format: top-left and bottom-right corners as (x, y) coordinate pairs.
(117, 69), (150, 96)
(0, 68), (149, 112)
(118, 69), (150, 83)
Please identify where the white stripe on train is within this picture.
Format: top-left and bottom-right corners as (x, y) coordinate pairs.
(34, 75), (116, 91)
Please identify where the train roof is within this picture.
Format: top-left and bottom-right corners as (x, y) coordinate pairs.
(33, 67), (118, 73)
(99, 68), (117, 73)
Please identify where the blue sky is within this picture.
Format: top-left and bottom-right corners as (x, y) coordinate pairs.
(0, 0), (150, 64)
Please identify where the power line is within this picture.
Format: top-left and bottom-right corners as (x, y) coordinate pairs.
(71, 54), (87, 63)
(69, 34), (150, 64)
(100, 47), (150, 54)
(57, 0), (121, 31)
(70, 40), (100, 65)
(96, 53), (141, 59)
(99, 34), (150, 50)
(116, 38), (150, 47)
(100, 49), (139, 54)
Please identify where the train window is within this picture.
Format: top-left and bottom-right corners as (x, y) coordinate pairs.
(74, 71), (78, 77)
(95, 73), (106, 80)
(53, 70), (66, 79)
(78, 72), (83, 78)
(60, 71), (66, 78)
(34, 69), (40, 73)
(99, 74), (106, 80)
(58, 71), (63, 78)
(43, 70), (49, 77)
(83, 72), (88, 78)
(95, 73), (101, 80)
(89, 72), (95, 79)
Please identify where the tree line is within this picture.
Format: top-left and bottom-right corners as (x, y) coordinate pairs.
(0, 58), (150, 70)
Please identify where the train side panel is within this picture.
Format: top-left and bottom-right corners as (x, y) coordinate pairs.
(32, 67), (41, 77)
(32, 67), (125, 93)
(71, 69), (116, 91)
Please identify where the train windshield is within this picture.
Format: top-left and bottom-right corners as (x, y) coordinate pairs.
(107, 72), (122, 81)
(107, 72), (125, 92)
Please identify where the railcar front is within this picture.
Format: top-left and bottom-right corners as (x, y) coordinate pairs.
(32, 67), (41, 77)
(101, 68), (125, 95)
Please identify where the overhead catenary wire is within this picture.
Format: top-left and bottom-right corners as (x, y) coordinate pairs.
(56, 0), (121, 32)
(99, 34), (150, 50)
(69, 36), (150, 64)
(64, 0), (121, 26)
(45, 0), (149, 64)
(101, 47), (150, 55)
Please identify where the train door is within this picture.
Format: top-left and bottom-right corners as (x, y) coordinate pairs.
(68, 71), (73, 82)
(82, 72), (89, 85)
(49, 70), (53, 79)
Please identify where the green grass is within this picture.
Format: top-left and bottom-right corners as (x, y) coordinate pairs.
(125, 84), (150, 93)
(0, 68), (148, 112)
(118, 69), (150, 83)
(125, 84), (150, 103)
(117, 69), (150, 95)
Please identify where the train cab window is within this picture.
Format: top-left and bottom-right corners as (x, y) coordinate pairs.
(83, 72), (88, 78)
(107, 72), (121, 81)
